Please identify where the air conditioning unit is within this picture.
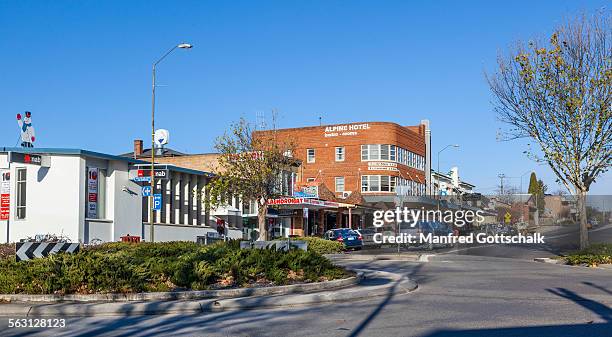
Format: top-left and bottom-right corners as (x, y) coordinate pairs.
(342, 191), (352, 198)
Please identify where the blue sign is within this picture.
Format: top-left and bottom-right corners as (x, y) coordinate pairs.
(142, 186), (151, 197)
(153, 194), (162, 211)
(134, 176), (151, 183)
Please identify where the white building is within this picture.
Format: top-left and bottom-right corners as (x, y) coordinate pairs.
(432, 166), (475, 196)
(0, 148), (240, 244)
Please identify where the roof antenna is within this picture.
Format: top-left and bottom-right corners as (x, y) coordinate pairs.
(319, 115), (322, 126)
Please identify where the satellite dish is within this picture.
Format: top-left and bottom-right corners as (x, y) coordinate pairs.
(154, 129), (170, 148)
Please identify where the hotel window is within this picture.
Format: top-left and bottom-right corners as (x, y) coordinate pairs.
(361, 145), (368, 160)
(335, 177), (345, 192)
(370, 145), (380, 160)
(362, 144), (381, 161)
(381, 176), (390, 192)
(335, 147), (345, 162)
(361, 175), (397, 192)
(307, 149), (315, 163)
(390, 145), (396, 161)
(380, 145), (389, 160)
(16, 168), (27, 220)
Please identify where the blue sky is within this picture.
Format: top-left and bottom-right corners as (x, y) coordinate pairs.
(0, 0), (610, 194)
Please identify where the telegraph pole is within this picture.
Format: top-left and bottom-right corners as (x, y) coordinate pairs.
(498, 173), (506, 195)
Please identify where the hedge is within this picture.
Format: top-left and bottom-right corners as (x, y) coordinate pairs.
(275, 237), (344, 255)
(0, 241), (349, 295)
(565, 243), (612, 266)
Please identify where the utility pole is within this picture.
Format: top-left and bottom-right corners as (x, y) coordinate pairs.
(498, 173), (506, 195)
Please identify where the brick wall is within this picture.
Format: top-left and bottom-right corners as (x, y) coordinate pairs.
(256, 121), (427, 196)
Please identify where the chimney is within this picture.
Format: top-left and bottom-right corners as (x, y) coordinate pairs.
(133, 139), (143, 158)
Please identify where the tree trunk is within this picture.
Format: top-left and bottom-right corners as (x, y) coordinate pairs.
(577, 190), (589, 250)
(257, 202), (268, 241)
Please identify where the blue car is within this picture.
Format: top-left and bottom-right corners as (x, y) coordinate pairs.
(324, 228), (363, 250)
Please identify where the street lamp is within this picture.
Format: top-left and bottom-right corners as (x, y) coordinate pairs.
(436, 144), (459, 211)
(149, 42), (193, 243)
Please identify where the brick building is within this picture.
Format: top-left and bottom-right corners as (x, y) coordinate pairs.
(256, 120), (432, 203)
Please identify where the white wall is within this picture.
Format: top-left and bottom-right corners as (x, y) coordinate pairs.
(9, 155), (82, 242)
(142, 223), (242, 242)
(107, 160), (142, 241)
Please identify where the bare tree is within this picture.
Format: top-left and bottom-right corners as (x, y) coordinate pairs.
(487, 13), (611, 249)
(208, 116), (295, 241)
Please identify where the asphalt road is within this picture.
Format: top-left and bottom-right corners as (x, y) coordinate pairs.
(1, 249), (610, 337)
(361, 224), (612, 260)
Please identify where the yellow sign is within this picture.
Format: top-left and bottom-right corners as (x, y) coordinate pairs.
(504, 212), (512, 223)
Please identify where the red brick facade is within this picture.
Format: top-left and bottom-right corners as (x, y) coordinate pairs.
(256, 121), (428, 199)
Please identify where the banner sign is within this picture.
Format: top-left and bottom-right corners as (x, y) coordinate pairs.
(294, 185), (319, 198)
(0, 170), (10, 221)
(87, 168), (98, 218)
(268, 198), (339, 208)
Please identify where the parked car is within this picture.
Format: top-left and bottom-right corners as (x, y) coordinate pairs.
(324, 228), (363, 250)
(354, 228), (381, 248)
(400, 221), (436, 250)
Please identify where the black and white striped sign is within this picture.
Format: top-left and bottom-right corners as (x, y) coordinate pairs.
(15, 242), (80, 262)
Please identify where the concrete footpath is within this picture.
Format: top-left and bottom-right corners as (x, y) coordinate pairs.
(0, 269), (417, 317)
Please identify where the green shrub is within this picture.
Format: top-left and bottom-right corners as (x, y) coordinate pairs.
(565, 243), (612, 266)
(0, 241), (349, 295)
(276, 237), (344, 255)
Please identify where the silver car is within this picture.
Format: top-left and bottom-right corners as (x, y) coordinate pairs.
(354, 228), (382, 248)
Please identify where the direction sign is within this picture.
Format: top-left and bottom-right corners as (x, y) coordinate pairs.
(142, 185), (151, 197)
(133, 176), (151, 183)
(153, 194), (162, 211)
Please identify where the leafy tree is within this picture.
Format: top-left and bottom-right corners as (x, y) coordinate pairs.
(207, 117), (295, 241)
(527, 173), (546, 213)
(487, 13), (611, 249)
(527, 172), (538, 195)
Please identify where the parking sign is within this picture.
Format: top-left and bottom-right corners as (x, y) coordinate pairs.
(153, 194), (162, 211)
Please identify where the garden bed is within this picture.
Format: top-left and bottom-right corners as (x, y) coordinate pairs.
(564, 243), (612, 267)
(0, 241), (350, 295)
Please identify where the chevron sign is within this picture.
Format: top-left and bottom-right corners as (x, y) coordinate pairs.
(15, 242), (80, 262)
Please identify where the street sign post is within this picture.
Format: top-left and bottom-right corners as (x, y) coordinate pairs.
(504, 212), (512, 224)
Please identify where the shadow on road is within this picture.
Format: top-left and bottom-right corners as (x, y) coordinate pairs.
(420, 323), (612, 337)
(347, 263), (424, 337)
(546, 287), (611, 322)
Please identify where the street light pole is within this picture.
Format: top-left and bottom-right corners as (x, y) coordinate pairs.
(149, 43), (192, 243)
(436, 144), (459, 211)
